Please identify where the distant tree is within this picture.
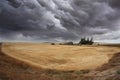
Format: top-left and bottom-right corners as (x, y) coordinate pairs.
(0, 43), (2, 46)
(86, 37), (90, 44)
(59, 43), (63, 45)
(79, 37), (94, 45)
(89, 37), (94, 45)
(51, 43), (55, 45)
(79, 37), (86, 45)
(83, 37), (86, 44)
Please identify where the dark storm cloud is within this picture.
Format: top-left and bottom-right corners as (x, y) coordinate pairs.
(7, 0), (22, 8)
(0, 0), (120, 42)
(109, 0), (120, 8)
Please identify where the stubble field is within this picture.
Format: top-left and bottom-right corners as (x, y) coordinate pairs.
(2, 43), (120, 71)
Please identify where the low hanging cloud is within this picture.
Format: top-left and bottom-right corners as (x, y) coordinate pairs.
(0, 0), (120, 42)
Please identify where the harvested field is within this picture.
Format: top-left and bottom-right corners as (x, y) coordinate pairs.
(1, 43), (120, 71)
(0, 43), (120, 80)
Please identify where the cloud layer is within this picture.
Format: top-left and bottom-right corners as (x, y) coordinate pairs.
(0, 0), (120, 42)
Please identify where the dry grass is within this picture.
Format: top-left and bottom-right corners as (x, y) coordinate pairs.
(2, 43), (120, 71)
(0, 43), (120, 80)
(0, 48), (93, 80)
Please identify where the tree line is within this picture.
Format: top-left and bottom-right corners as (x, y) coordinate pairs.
(51, 37), (94, 45)
(79, 37), (93, 45)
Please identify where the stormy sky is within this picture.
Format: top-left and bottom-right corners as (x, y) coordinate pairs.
(0, 0), (120, 43)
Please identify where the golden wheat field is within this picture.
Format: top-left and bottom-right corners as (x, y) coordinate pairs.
(1, 43), (120, 71)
